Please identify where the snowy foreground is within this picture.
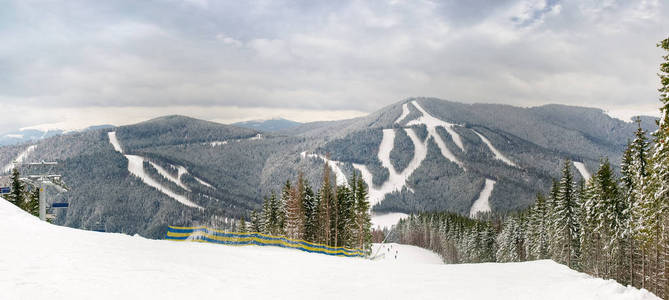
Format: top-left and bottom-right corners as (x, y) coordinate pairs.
(0, 200), (659, 300)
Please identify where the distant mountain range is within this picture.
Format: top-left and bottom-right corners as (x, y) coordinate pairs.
(0, 125), (116, 146)
(0, 98), (658, 238)
(231, 117), (302, 132)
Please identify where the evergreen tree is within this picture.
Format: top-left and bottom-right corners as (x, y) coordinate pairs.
(7, 168), (25, 207)
(24, 188), (40, 217)
(553, 160), (581, 269)
(317, 162), (333, 245)
(238, 217), (247, 232)
(354, 172), (372, 252)
(302, 183), (318, 242)
(250, 210), (262, 233)
(285, 174), (305, 240)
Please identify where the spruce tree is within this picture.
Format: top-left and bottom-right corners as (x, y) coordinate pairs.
(7, 168), (25, 207)
(553, 160), (581, 269)
(354, 172), (372, 252)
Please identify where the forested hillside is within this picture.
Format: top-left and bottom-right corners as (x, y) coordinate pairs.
(0, 99), (656, 239)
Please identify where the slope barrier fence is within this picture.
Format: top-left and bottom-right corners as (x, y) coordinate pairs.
(165, 225), (366, 258)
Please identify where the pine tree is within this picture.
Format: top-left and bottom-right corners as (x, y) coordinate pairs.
(25, 188), (39, 217)
(250, 210), (262, 233)
(317, 162), (333, 245)
(354, 172), (372, 252)
(302, 183), (318, 242)
(528, 193), (549, 260)
(238, 217), (247, 232)
(7, 168), (25, 207)
(553, 160), (581, 269)
(285, 174), (305, 240)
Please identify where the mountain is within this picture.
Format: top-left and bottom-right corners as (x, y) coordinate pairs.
(0, 125), (115, 146)
(0, 98), (658, 238)
(232, 117), (302, 132)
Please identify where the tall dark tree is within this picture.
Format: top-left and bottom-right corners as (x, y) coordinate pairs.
(7, 168), (25, 207)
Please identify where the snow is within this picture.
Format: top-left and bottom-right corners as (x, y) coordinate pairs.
(0, 198), (659, 300)
(5, 134), (23, 138)
(207, 134), (262, 147)
(149, 162), (190, 191)
(301, 152), (349, 186)
(473, 130), (518, 167)
(107, 131), (123, 153)
(370, 243), (443, 264)
(108, 131), (203, 209)
(574, 161), (592, 181)
(371, 212), (409, 229)
(2, 144), (37, 173)
(470, 179), (496, 218)
(126, 155), (202, 209)
(405, 101), (465, 168)
(394, 103), (411, 124)
(354, 127), (427, 206)
(406, 100), (466, 152)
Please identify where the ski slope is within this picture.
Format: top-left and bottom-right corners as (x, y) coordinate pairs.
(0, 198), (659, 300)
(371, 212), (409, 229)
(574, 161), (592, 180)
(301, 152), (349, 186)
(470, 179), (496, 217)
(472, 130), (517, 167)
(108, 131), (203, 209)
(2, 144), (37, 173)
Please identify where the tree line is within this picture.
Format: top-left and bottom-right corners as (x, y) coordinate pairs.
(240, 161), (373, 253)
(3, 168), (40, 217)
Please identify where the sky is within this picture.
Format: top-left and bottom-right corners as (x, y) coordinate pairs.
(1, 0), (668, 132)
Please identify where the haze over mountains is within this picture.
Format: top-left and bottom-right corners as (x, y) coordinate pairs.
(0, 98), (657, 238)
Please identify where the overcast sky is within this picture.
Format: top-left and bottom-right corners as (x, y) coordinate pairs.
(1, 0), (668, 132)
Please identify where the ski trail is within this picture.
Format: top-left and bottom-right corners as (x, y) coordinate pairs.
(405, 101), (464, 168)
(470, 179), (496, 218)
(2, 145), (37, 173)
(107, 131), (203, 209)
(395, 103), (411, 124)
(149, 162), (191, 192)
(573, 162), (591, 181)
(407, 100), (465, 152)
(301, 152), (349, 186)
(353, 127), (428, 206)
(108, 132), (123, 153)
(472, 130), (517, 167)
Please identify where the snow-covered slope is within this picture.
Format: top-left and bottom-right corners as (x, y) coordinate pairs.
(108, 131), (203, 209)
(0, 198), (659, 300)
(470, 179), (496, 217)
(574, 161), (592, 180)
(2, 144), (36, 173)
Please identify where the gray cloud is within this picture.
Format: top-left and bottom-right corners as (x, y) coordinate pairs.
(0, 0), (667, 131)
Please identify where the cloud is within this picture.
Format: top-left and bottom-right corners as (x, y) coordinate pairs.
(0, 0), (667, 132)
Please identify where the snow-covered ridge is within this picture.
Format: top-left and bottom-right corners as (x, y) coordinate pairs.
(473, 130), (518, 167)
(108, 131), (204, 209)
(573, 162), (591, 180)
(2, 145), (37, 174)
(0, 198), (659, 300)
(470, 179), (496, 217)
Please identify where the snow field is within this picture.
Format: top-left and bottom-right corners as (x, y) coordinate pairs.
(0, 198), (659, 300)
(394, 103), (411, 124)
(470, 179), (496, 217)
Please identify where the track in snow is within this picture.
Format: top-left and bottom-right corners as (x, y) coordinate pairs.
(2, 145), (37, 174)
(470, 179), (496, 217)
(0, 199), (659, 300)
(108, 131), (203, 209)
